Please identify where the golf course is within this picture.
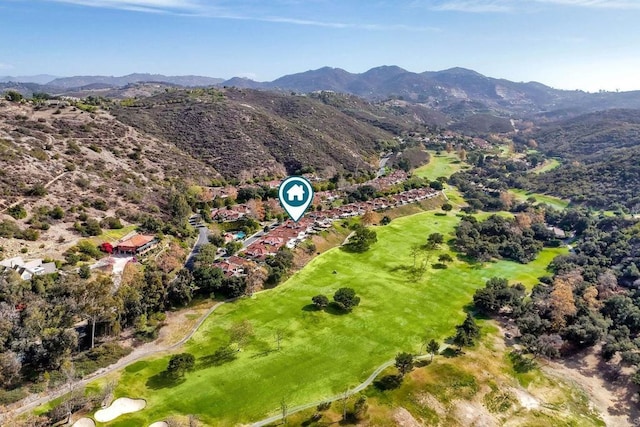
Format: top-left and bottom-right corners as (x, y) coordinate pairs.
(101, 209), (566, 426)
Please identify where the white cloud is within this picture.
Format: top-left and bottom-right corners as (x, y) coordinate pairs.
(427, 0), (640, 12)
(429, 0), (513, 13)
(534, 0), (640, 9)
(42, 0), (440, 31)
(46, 0), (205, 13)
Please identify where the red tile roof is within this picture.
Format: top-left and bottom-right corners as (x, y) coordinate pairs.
(118, 235), (155, 248)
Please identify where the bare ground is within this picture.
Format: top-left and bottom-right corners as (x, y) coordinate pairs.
(541, 347), (640, 427)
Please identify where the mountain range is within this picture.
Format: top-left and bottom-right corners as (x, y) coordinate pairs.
(3, 66), (640, 119)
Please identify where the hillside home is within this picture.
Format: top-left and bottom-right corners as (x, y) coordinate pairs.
(114, 234), (158, 255)
(0, 257), (57, 280)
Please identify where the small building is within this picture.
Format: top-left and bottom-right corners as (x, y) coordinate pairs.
(0, 257), (57, 280)
(115, 234), (158, 255)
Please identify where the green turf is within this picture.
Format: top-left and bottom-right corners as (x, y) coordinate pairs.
(105, 211), (566, 426)
(510, 189), (570, 211)
(88, 225), (137, 245)
(414, 151), (463, 181)
(532, 158), (561, 174)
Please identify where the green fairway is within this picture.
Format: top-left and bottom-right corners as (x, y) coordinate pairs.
(533, 158), (561, 174)
(414, 151), (464, 181)
(105, 211), (566, 426)
(510, 189), (570, 211)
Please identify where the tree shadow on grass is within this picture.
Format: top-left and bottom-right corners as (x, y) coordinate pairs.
(415, 359), (432, 368)
(441, 347), (462, 358)
(324, 302), (350, 316)
(197, 346), (237, 369)
(146, 372), (185, 390)
(374, 374), (403, 391)
(302, 304), (321, 312)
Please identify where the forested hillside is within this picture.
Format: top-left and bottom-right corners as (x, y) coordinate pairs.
(525, 109), (640, 211)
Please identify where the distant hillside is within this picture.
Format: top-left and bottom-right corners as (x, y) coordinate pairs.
(6, 67), (640, 124)
(527, 109), (640, 210)
(112, 88), (414, 180)
(222, 66), (640, 119)
(531, 109), (640, 159)
(0, 74), (58, 84)
(48, 73), (224, 89)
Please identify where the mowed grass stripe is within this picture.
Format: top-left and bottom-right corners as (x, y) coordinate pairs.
(109, 211), (565, 426)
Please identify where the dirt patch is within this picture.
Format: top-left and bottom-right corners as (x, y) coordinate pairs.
(542, 347), (640, 427)
(510, 387), (539, 410)
(416, 393), (446, 417)
(392, 407), (424, 427)
(453, 400), (497, 427)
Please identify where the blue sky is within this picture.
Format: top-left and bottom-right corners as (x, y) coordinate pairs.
(0, 0), (639, 91)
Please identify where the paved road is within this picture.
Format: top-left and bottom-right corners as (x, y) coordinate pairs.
(376, 154), (391, 178)
(184, 223), (209, 271)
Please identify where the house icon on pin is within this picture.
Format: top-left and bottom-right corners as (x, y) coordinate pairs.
(287, 184), (305, 202)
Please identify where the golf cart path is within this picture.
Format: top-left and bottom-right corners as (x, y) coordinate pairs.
(249, 354), (431, 427)
(6, 297), (230, 419)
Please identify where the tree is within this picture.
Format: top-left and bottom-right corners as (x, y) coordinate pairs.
(312, 294), (329, 309)
(167, 191), (191, 226)
(224, 241), (242, 256)
(549, 274), (578, 330)
(427, 339), (439, 361)
(0, 350), (22, 388)
(192, 265), (223, 296)
(245, 262), (268, 296)
(346, 226), (377, 253)
(460, 313), (480, 339)
(380, 215), (392, 225)
(430, 180), (443, 190)
(73, 275), (116, 348)
(453, 328), (473, 350)
(166, 353), (195, 379)
(426, 232), (444, 248)
(5, 90), (23, 102)
(438, 253), (453, 263)
(78, 264), (91, 279)
(168, 269), (196, 307)
(395, 352), (414, 376)
(441, 203), (453, 212)
(333, 288), (360, 311)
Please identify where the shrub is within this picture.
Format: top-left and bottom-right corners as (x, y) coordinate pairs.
(8, 204), (27, 219)
(73, 343), (131, 376)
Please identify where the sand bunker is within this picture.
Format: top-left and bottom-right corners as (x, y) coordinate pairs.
(149, 422), (169, 427)
(72, 418), (96, 427)
(94, 397), (146, 422)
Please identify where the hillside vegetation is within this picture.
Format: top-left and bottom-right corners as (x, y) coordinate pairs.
(526, 109), (640, 210)
(112, 88), (413, 180)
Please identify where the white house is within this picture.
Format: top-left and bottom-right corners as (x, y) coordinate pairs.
(0, 257), (57, 281)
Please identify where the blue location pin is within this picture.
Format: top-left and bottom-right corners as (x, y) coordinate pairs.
(278, 176), (314, 222)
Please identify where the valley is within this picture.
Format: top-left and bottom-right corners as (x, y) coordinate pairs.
(1, 73), (640, 427)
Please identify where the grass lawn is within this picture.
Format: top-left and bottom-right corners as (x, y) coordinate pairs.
(532, 158), (561, 174)
(103, 211), (566, 426)
(414, 151), (464, 181)
(510, 189), (570, 211)
(88, 225), (137, 245)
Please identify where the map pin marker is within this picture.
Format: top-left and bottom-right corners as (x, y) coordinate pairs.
(279, 176), (314, 222)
